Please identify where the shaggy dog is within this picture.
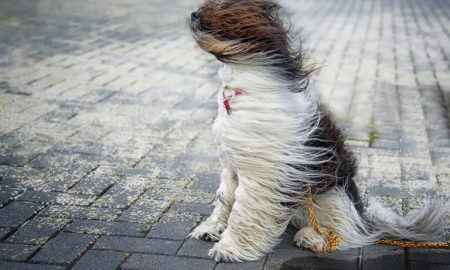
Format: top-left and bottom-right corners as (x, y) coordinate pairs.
(188, 0), (449, 262)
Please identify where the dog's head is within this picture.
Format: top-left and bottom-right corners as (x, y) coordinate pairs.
(190, 0), (291, 62)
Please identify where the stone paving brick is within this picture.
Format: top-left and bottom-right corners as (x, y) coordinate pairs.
(39, 205), (122, 221)
(122, 254), (216, 270)
(0, 228), (11, 240)
(0, 262), (65, 270)
(5, 217), (69, 245)
(147, 212), (201, 240)
(17, 190), (96, 206)
(71, 249), (126, 270)
(188, 172), (220, 193)
(0, 243), (38, 261)
(177, 238), (215, 259)
(93, 236), (181, 255)
(118, 198), (173, 224)
(30, 232), (97, 265)
(64, 219), (150, 237)
(266, 248), (360, 270)
(362, 245), (405, 270)
(0, 187), (24, 207)
(68, 175), (116, 196)
(172, 201), (214, 217)
(0, 201), (44, 227)
(0, 166), (48, 190)
(27, 149), (80, 169)
(408, 249), (450, 265)
(216, 259), (266, 270)
(409, 262), (450, 270)
(38, 163), (97, 192)
(93, 183), (145, 209)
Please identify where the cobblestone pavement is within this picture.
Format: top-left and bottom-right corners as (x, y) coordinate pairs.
(1, 0), (449, 269)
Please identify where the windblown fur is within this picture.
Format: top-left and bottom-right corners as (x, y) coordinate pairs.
(188, 0), (449, 262)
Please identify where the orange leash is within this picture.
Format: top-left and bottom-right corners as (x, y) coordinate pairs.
(377, 239), (449, 249)
(306, 184), (450, 253)
(306, 184), (342, 253)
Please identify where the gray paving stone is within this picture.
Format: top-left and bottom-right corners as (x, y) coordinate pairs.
(147, 212), (201, 240)
(0, 243), (38, 261)
(94, 184), (143, 209)
(72, 249), (126, 270)
(0, 228), (12, 239)
(216, 259), (266, 270)
(177, 238), (215, 259)
(69, 174), (118, 196)
(0, 187), (24, 207)
(30, 232), (97, 265)
(362, 245), (405, 270)
(28, 150), (79, 169)
(118, 198), (172, 224)
(93, 235), (181, 255)
(0, 262), (65, 270)
(188, 172), (220, 193)
(64, 220), (150, 237)
(17, 190), (95, 206)
(409, 249), (450, 265)
(409, 262), (450, 270)
(122, 254), (216, 270)
(0, 201), (44, 227)
(0, 153), (34, 167)
(5, 217), (69, 245)
(39, 205), (122, 221)
(0, 167), (48, 189)
(265, 248), (360, 270)
(172, 202), (214, 216)
(39, 163), (97, 192)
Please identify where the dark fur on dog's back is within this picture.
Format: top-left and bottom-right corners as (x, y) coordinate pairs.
(306, 107), (363, 213)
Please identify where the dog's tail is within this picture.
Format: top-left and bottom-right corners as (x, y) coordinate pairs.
(311, 188), (449, 250)
(365, 199), (449, 242)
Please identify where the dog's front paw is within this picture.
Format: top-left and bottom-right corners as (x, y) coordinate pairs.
(208, 241), (243, 262)
(188, 221), (223, 242)
(208, 234), (261, 262)
(293, 227), (327, 252)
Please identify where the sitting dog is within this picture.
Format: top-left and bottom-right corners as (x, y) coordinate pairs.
(188, 0), (449, 262)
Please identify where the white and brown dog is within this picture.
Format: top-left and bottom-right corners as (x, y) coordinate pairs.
(188, 0), (449, 262)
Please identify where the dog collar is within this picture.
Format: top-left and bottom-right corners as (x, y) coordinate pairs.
(222, 86), (242, 115)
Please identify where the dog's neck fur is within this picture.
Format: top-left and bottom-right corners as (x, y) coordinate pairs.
(218, 63), (305, 95)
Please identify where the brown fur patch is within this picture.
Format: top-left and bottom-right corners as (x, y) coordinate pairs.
(190, 0), (312, 91)
(191, 0), (290, 58)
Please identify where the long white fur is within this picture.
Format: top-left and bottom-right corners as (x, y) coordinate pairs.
(189, 63), (449, 262)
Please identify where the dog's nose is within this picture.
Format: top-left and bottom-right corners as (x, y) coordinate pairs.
(191, 11), (200, 20)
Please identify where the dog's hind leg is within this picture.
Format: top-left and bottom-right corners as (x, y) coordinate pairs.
(189, 165), (238, 242)
(293, 187), (374, 251)
(290, 209), (328, 251)
(293, 227), (328, 251)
